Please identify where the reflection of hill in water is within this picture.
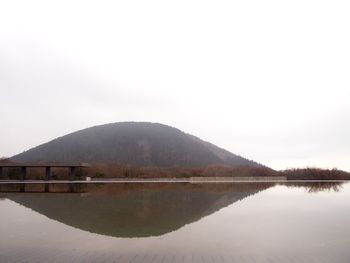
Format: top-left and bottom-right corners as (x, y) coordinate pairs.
(7, 183), (273, 237)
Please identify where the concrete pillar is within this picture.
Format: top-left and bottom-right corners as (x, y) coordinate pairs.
(45, 167), (51, 181)
(45, 167), (51, 192)
(20, 166), (27, 181)
(69, 167), (76, 181)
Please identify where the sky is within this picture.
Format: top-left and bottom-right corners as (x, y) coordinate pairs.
(0, 0), (350, 171)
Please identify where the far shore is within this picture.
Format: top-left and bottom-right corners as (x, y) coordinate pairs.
(0, 176), (349, 184)
(1, 162), (350, 181)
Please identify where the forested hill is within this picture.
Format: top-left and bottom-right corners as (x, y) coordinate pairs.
(12, 122), (262, 168)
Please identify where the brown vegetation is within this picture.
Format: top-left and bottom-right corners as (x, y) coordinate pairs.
(85, 163), (278, 179)
(283, 168), (350, 180)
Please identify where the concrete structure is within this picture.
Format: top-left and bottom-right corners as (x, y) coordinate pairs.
(0, 163), (89, 181)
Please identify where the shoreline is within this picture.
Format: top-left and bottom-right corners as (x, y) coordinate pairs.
(0, 178), (348, 184)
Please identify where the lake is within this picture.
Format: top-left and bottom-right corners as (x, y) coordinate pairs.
(0, 182), (349, 262)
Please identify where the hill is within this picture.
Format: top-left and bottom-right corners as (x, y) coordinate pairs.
(11, 122), (261, 168)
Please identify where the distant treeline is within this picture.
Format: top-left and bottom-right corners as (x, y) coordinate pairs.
(283, 168), (350, 180)
(87, 163), (278, 179)
(86, 165), (350, 180)
(1, 158), (350, 180)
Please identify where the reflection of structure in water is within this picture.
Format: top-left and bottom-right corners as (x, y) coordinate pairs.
(0, 183), (83, 193)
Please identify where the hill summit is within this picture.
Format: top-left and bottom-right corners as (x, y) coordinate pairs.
(12, 122), (261, 167)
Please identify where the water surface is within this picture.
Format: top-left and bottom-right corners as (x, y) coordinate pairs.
(0, 182), (349, 262)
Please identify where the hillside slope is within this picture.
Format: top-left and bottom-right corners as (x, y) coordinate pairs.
(12, 122), (261, 167)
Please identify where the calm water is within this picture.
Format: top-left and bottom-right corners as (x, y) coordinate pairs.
(0, 182), (349, 263)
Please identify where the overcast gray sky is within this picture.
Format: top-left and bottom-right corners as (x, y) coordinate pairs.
(1, 0), (350, 170)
